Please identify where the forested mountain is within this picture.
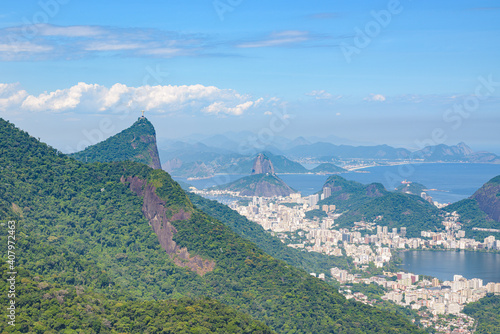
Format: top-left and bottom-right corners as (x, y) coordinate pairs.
(71, 117), (162, 169)
(0, 118), (422, 333)
(395, 182), (427, 196)
(463, 294), (500, 334)
(444, 175), (500, 236)
(319, 176), (442, 237)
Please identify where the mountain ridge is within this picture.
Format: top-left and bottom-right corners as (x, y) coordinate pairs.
(71, 117), (162, 169)
(0, 117), (422, 333)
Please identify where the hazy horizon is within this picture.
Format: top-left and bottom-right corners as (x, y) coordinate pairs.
(1, 1), (499, 156)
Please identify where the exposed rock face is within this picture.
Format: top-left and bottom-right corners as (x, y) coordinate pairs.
(471, 176), (500, 223)
(123, 176), (215, 275)
(251, 153), (275, 175)
(141, 134), (162, 170)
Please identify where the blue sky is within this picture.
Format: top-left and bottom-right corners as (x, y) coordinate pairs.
(0, 0), (499, 154)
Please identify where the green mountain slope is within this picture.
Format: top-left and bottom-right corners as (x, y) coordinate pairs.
(320, 176), (441, 237)
(336, 192), (442, 237)
(0, 264), (273, 333)
(71, 117), (162, 169)
(395, 182), (427, 196)
(463, 294), (500, 334)
(444, 175), (500, 236)
(0, 118), (422, 333)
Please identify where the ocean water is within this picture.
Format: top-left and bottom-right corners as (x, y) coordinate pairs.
(174, 163), (500, 204)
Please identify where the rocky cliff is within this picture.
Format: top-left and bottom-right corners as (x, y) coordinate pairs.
(123, 175), (215, 275)
(471, 175), (500, 223)
(251, 153), (275, 175)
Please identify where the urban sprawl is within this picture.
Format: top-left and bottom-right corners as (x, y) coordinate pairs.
(193, 183), (500, 333)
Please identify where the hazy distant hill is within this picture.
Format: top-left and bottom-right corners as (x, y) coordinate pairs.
(160, 134), (499, 178)
(71, 117), (162, 169)
(162, 148), (307, 177)
(310, 163), (346, 174)
(285, 143), (411, 160)
(413, 142), (500, 163)
(286, 141), (500, 163)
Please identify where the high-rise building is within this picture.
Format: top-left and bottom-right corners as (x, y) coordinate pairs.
(309, 194), (319, 207)
(323, 187), (332, 199)
(400, 227), (407, 237)
(382, 226), (388, 235)
(432, 278), (440, 287)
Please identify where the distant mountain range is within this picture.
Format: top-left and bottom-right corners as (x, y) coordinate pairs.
(158, 132), (499, 177)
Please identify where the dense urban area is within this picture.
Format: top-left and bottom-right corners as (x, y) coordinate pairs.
(194, 184), (500, 333)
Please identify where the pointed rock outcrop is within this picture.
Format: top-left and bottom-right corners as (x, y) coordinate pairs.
(70, 117), (162, 169)
(251, 153), (275, 175)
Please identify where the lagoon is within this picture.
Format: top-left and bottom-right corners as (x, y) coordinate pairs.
(398, 250), (500, 283)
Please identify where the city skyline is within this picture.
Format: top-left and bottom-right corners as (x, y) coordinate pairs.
(1, 0), (499, 154)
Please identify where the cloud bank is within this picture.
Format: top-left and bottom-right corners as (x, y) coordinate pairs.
(1, 82), (267, 116)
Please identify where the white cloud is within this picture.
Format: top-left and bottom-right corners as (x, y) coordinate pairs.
(364, 94), (386, 102)
(0, 83), (28, 111)
(0, 24), (208, 61)
(5, 82), (266, 116)
(37, 24), (104, 37)
(84, 42), (145, 51)
(237, 30), (310, 48)
(22, 83), (104, 112)
(306, 90), (332, 99)
(0, 42), (52, 53)
(305, 90), (343, 100)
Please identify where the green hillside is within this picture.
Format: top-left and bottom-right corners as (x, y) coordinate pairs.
(463, 294), (500, 334)
(336, 192), (442, 237)
(0, 118), (422, 333)
(443, 176), (500, 237)
(70, 117), (162, 169)
(0, 264), (273, 333)
(395, 182), (427, 196)
(319, 175), (387, 212)
(320, 175), (441, 237)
